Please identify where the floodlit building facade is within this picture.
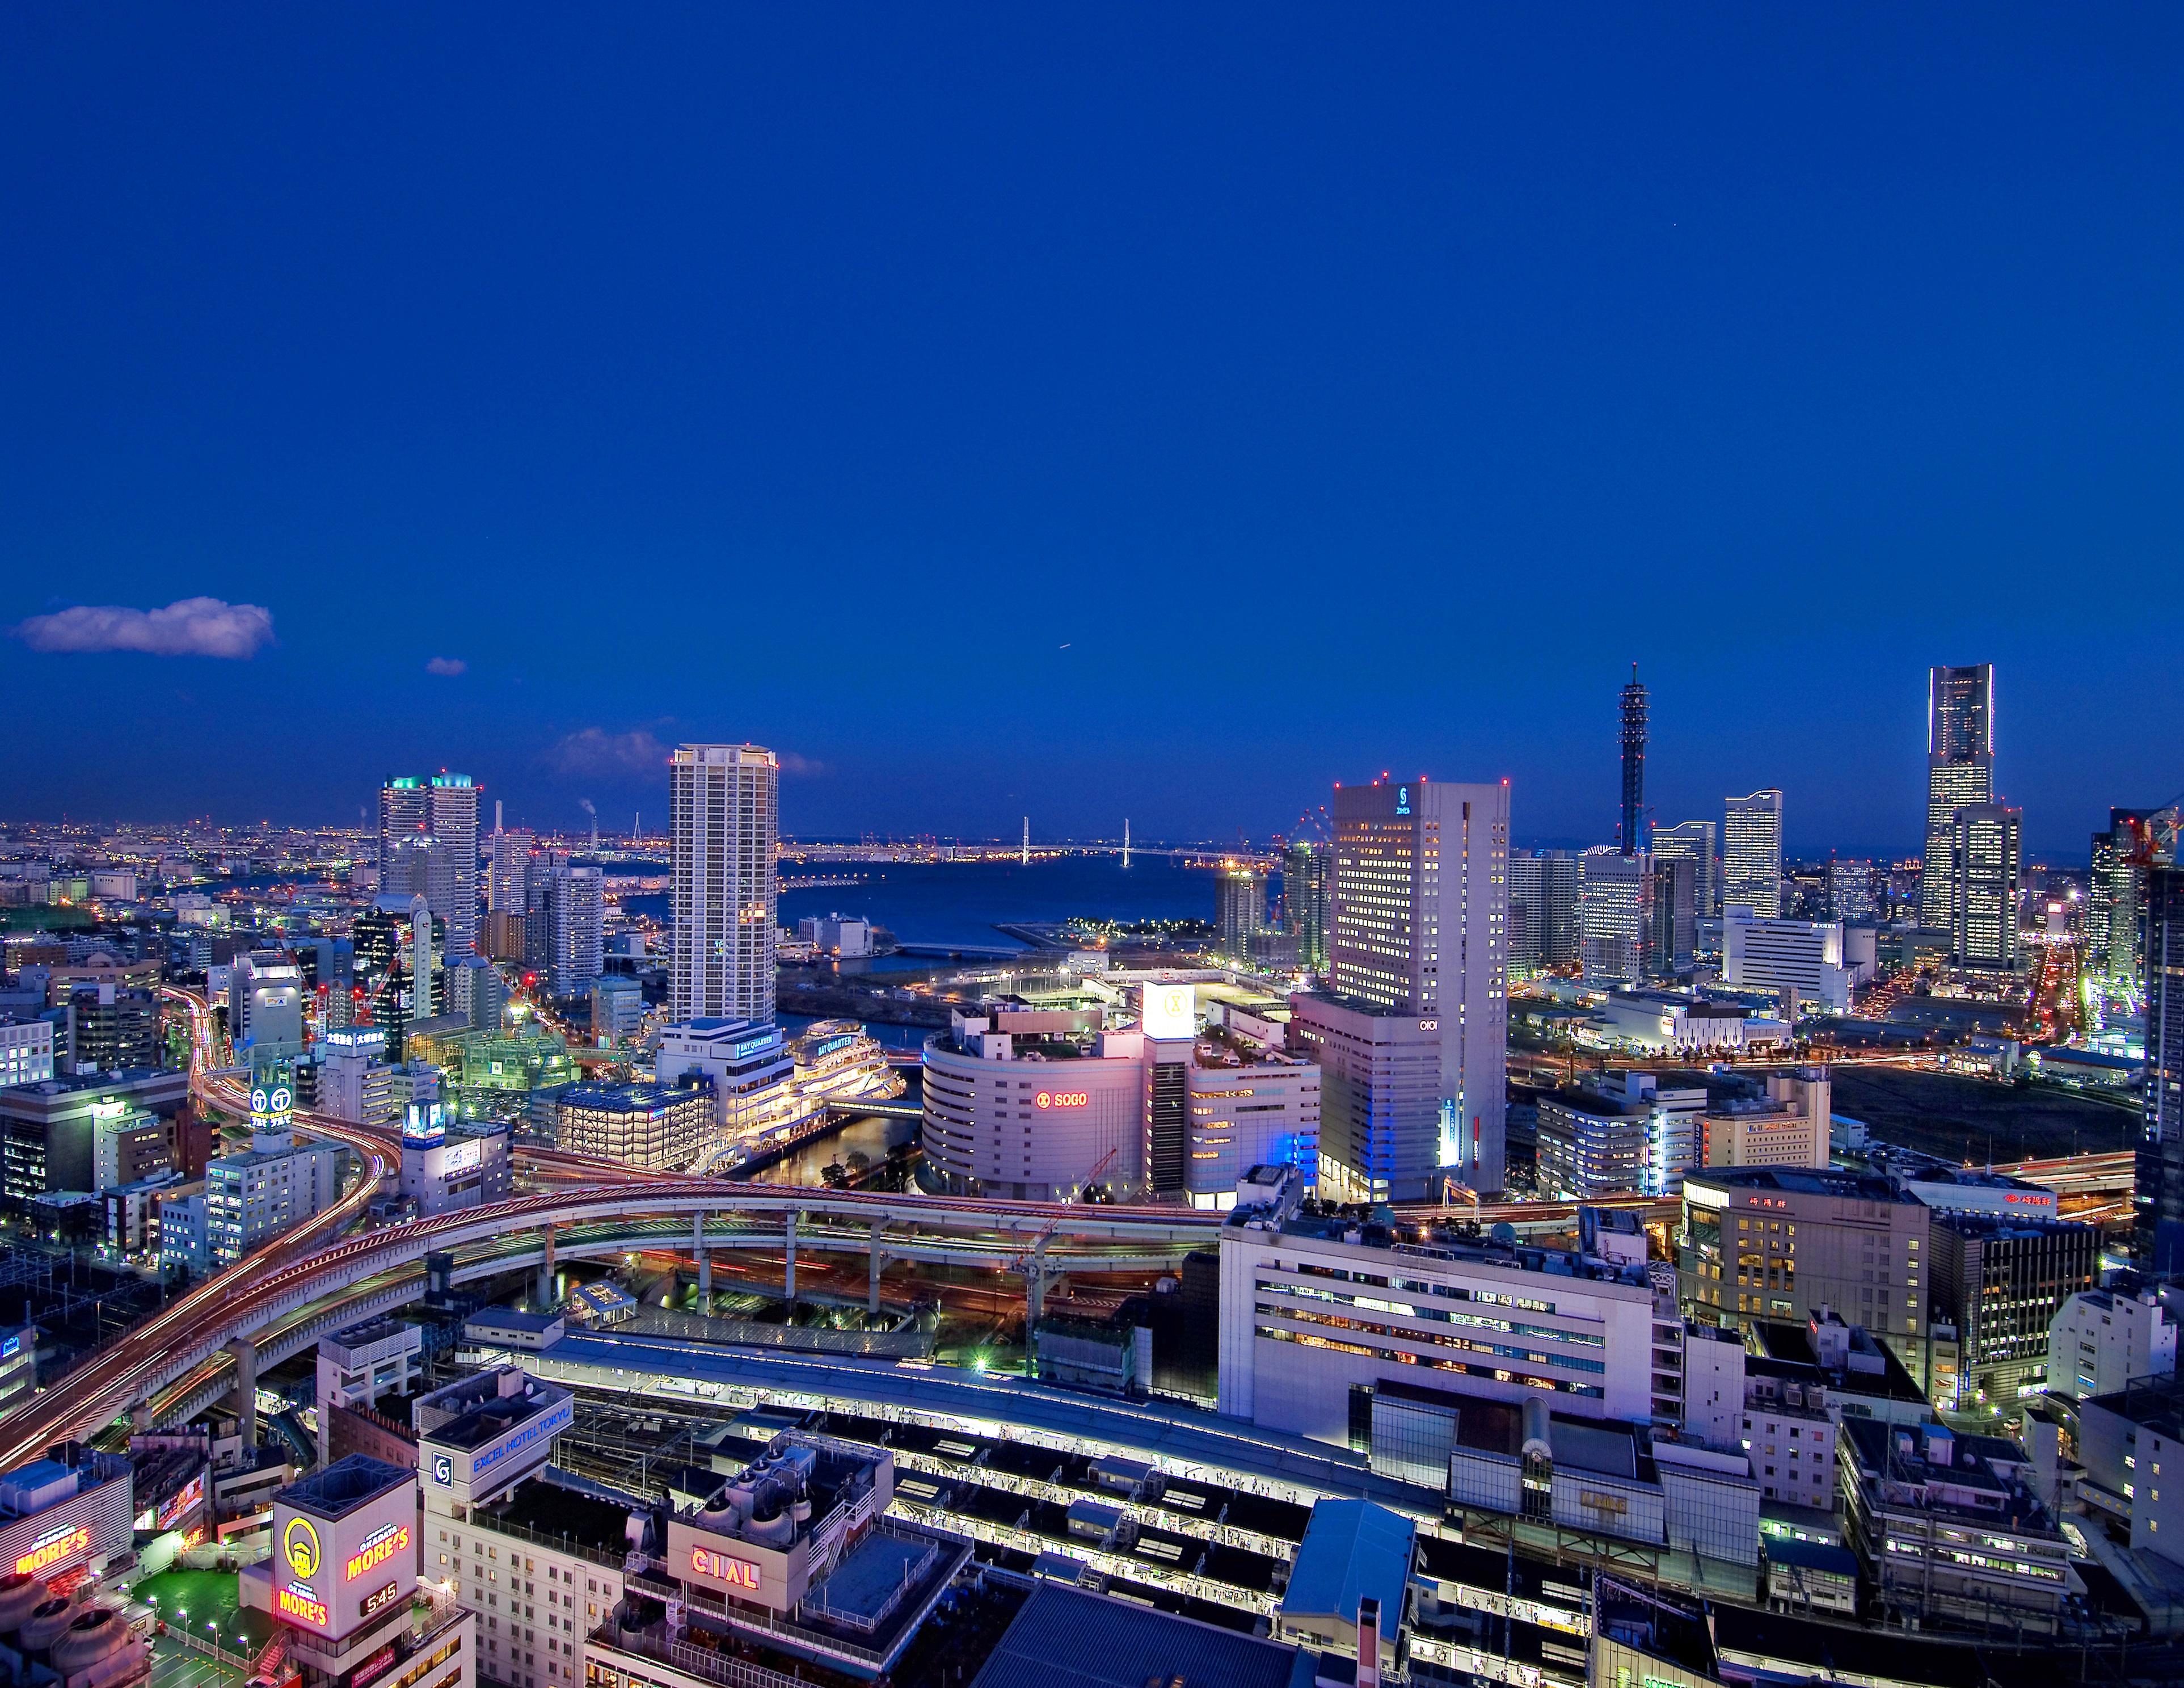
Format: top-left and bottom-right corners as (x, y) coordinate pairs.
(669, 743), (778, 1025)
(1920, 663), (1995, 931)
(1722, 790), (1785, 920)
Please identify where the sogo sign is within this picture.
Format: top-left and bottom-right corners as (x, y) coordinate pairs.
(1034, 1091), (1090, 1110)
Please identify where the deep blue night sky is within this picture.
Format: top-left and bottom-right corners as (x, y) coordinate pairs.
(5, 8), (2180, 854)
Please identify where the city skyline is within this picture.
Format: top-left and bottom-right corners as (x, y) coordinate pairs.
(5, 11), (2182, 849)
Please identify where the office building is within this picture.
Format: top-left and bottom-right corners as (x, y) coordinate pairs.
(229, 948), (305, 1059)
(380, 772), (481, 959)
(1620, 663), (1648, 854)
(487, 826), (532, 915)
(239, 1455), (477, 1688)
(399, 1100), (512, 1215)
(1920, 663), (1996, 930)
(2076, 1374), (2184, 1568)
(1325, 775), (1508, 1193)
(0, 1019), (54, 1088)
(543, 862), (604, 997)
(445, 955), (507, 1032)
(1722, 790), (1785, 919)
(1651, 820), (1718, 919)
(1681, 1167), (1928, 1344)
(795, 912), (872, 958)
(1504, 852), (1544, 973)
(669, 743), (778, 1024)
(1536, 1086), (1648, 1199)
(1700, 1068), (1832, 1171)
(319, 1026), (397, 1127)
(90, 1098), (175, 1192)
(589, 974), (644, 1043)
(205, 1104), (347, 1268)
(314, 1317), (424, 1463)
(0, 1067), (189, 1201)
(1578, 846), (1648, 986)
(924, 990), (1318, 1203)
(56, 982), (161, 1075)
(1648, 855), (1697, 976)
(2046, 1286), (2178, 1404)
(1214, 864), (1267, 961)
(1508, 850), (1582, 974)
(653, 1017), (793, 1136)
(1926, 1210), (2097, 1406)
(1841, 1417), (2076, 1634)
(1217, 1199), (1655, 1444)
(1950, 802), (2022, 971)
(1285, 992), (1436, 1202)
(1722, 908), (1851, 1015)
(1827, 857), (1879, 924)
(2088, 810), (2156, 1020)
(1282, 839), (1330, 974)
(2143, 863), (2184, 1266)
(353, 895), (441, 1059)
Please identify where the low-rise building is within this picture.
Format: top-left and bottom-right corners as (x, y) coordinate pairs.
(2048, 1285), (2179, 1403)
(1700, 1068), (1831, 1171)
(2076, 1374), (2184, 1564)
(548, 1080), (716, 1169)
(1270, 1499), (1413, 1677)
(204, 1131), (346, 1266)
(1926, 1211), (2098, 1407)
(0, 1450), (136, 1592)
(1840, 1416), (2078, 1634)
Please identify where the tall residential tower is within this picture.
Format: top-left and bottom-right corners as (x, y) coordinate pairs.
(378, 773), (480, 959)
(1921, 664), (1995, 931)
(669, 743), (779, 1024)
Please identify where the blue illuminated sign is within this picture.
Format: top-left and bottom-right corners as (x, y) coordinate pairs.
(469, 1396), (574, 1475)
(432, 1454), (452, 1485)
(1396, 786), (1411, 815)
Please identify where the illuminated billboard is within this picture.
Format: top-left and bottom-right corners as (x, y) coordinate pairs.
(157, 1472), (206, 1533)
(439, 1140), (482, 1176)
(1141, 983), (1195, 1040)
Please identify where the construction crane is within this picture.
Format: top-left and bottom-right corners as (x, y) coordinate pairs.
(2122, 793), (2184, 868)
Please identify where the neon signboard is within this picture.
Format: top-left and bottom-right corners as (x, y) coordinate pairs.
(284, 1517), (322, 1580)
(689, 1546), (761, 1590)
(158, 1472), (205, 1531)
(278, 1585), (329, 1628)
(345, 1522), (410, 1583)
(15, 1525), (88, 1576)
(1141, 984), (1195, 1039)
(439, 1140), (482, 1176)
(1034, 1091), (1089, 1110)
(361, 1580), (404, 1620)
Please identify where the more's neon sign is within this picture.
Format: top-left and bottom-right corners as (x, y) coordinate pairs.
(15, 1525), (87, 1576)
(278, 1585), (330, 1627)
(345, 1522), (410, 1582)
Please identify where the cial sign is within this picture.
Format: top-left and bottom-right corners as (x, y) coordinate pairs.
(689, 1546), (762, 1591)
(1034, 1091), (1089, 1110)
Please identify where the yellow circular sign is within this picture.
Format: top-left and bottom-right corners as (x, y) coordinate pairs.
(284, 1516), (321, 1580)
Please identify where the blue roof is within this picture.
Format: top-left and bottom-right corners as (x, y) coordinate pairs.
(969, 1581), (1298, 1688)
(1280, 1498), (1414, 1628)
(1765, 1535), (1859, 1576)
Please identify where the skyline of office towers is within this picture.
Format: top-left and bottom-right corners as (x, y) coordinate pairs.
(670, 743), (779, 1024)
(2140, 863), (2184, 1266)
(377, 772), (480, 959)
(1215, 863), (1267, 959)
(1325, 774), (1509, 1194)
(1921, 663), (1996, 930)
(1723, 789), (1785, 919)
(1620, 663), (1648, 855)
(1950, 802), (2022, 971)
(1282, 839), (1330, 974)
(1650, 820), (1718, 918)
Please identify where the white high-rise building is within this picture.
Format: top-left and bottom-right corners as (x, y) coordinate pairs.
(379, 773), (482, 958)
(1723, 907), (1851, 1015)
(487, 826), (532, 914)
(1723, 790), (1785, 919)
(545, 864), (604, 997)
(670, 744), (779, 1025)
(1324, 776), (1508, 1194)
(1952, 802), (2023, 971)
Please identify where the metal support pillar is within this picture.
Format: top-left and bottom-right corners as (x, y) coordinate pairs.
(538, 1221), (557, 1310)
(227, 1336), (258, 1449)
(694, 1213), (711, 1307)
(868, 1220), (887, 1315)
(783, 1211), (798, 1303)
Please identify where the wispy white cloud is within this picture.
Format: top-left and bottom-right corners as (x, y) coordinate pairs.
(425, 656), (467, 676)
(549, 727), (669, 777)
(12, 596), (275, 659)
(778, 751), (828, 778)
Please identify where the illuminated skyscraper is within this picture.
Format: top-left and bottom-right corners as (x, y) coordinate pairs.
(1578, 846), (1649, 984)
(1215, 864), (1267, 960)
(488, 826), (533, 914)
(1723, 790), (1785, 919)
(1651, 820), (1718, 918)
(2089, 809), (2158, 1020)
(670, 743), (779, 1024)
(1921, 664), (1995, 931)
(1950, 802), (2022, 971)
(378, 773), (480, 959)
(1325, 774), (1509, 1194)
(1283, 840), (1331, 974)
(2140, 863), (2184, 1266)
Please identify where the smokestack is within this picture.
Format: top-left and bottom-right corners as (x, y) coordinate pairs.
(1355, 1596), (1381, 1688)
(579, 797), (598, 853)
